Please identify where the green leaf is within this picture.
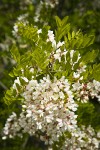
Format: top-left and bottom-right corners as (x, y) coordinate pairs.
(93, 64), (100, 81)
(10, 45), (20, 63)
(55, 16), (70, 42)
(18, 23), (38, 43)
(82, 50), (98, 64)
(55, 16), (62, 27)
(40, 25), (50, 40)
(58, 24), (70, 41)
(68, 32), (71, 41)
(61, 16), (69, 26)
(72, 51), (79, 63)
(72, 31), (75, 38)
(32, 45), (50, 70)
(82, 35), (95, 47)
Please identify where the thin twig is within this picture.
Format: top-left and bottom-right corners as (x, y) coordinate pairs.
(0, 81), (8, 90)
(22, 136), (29, 149)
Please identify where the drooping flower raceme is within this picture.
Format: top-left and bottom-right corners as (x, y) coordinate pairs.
(72, 79), (100, 103)
(61, 125), (100, 150)
(2, 75), (78, 145)
(34, 0), (59, 23)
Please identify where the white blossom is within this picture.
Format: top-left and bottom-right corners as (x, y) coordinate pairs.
(2, 75), (78, 144)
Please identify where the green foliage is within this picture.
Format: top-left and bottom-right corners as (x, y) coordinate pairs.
(55, 16), (70, 42)
(18, 23), (38, 43)
(77, 100), (100, 131)
(82, 50), (98, 63)
(64, 30), (95, 50)
(77, 102), (95, 127)
(32, 43), (51, 70)
(92, 64), (100, 81)
(10, 45), (20, 64)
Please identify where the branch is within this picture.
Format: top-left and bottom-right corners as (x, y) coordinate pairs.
(0, 81), (8, 90)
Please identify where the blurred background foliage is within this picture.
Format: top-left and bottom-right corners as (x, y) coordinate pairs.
(0, 0), (100, 149)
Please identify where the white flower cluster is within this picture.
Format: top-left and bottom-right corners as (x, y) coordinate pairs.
(46, 31), (86, 78)
(12, 24), (18, 37)
(87, 80), (100, 101)
(46, 29), (100, 104)
(2, 112), (20, 140)
(17, 13), (29, 21)
(2, 75), (78, 145)
(72, 79), (100, 103)
(61, 125), (100, 150)
(47, 30), (56, 47)
(34, 0), (59, 22)
(45, 0), (59, 8)
(20, 0), (33, 6)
